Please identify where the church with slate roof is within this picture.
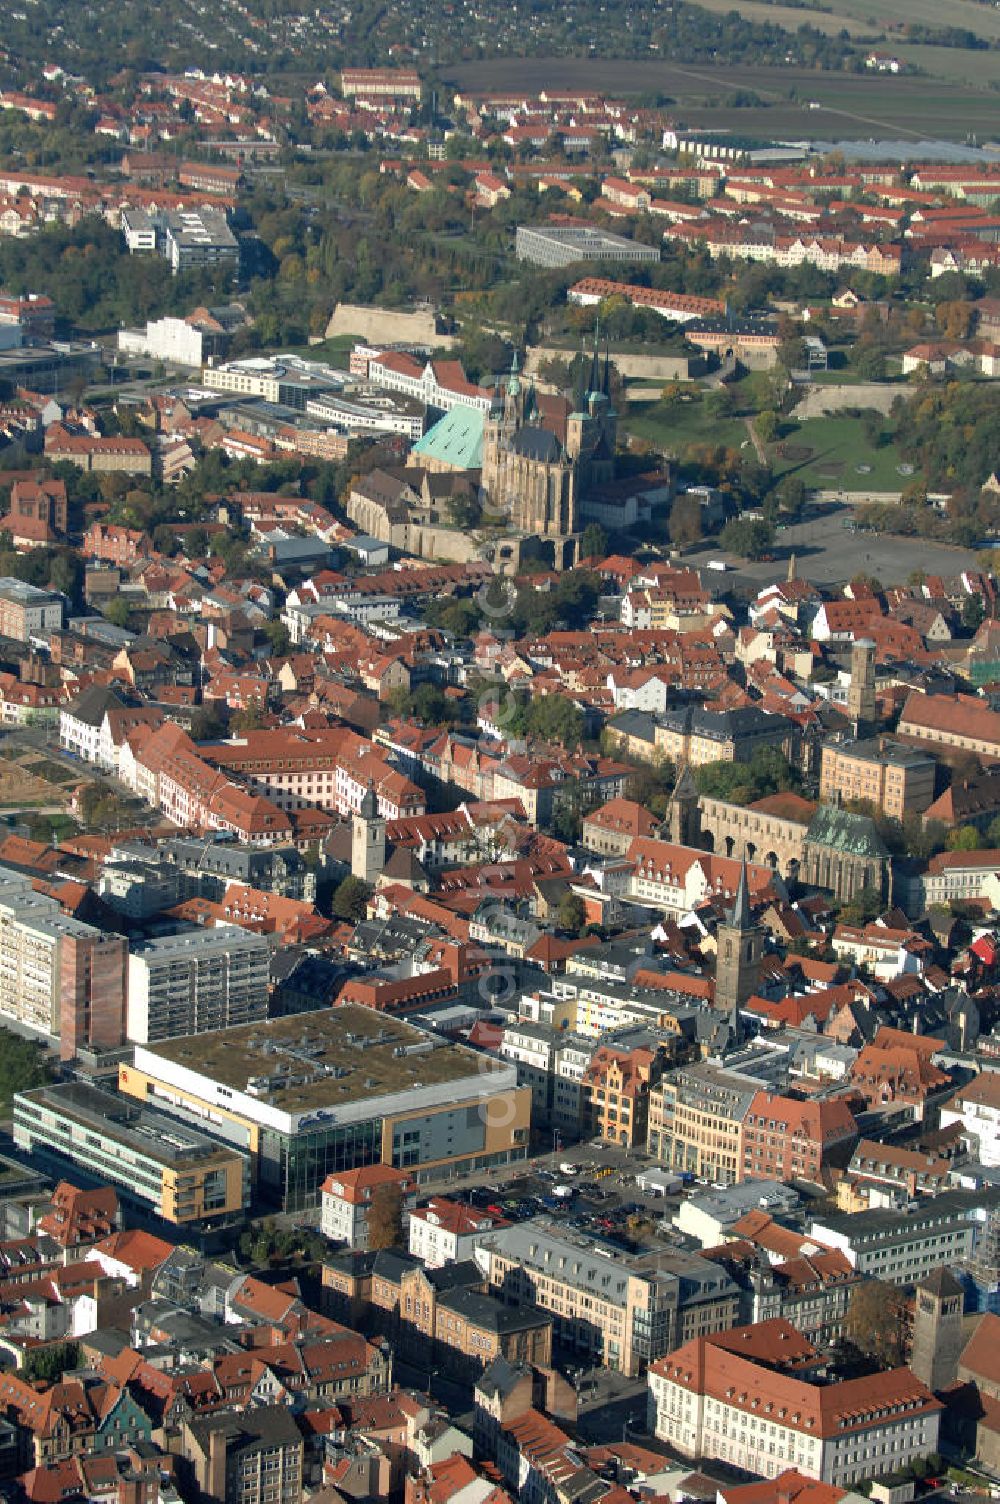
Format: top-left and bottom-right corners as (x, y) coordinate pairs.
(478, 340), (617, 569)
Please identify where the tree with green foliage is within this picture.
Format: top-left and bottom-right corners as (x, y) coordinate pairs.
(424, 598), (481, 638)
(189, 705), (228, 743)
(332, 875), (370, 922)
(407, 683), (451, 725)
(946, 824), (983, 852)
(777, 476), (806, 520)
(556, 892), (586, 935)
(526, 694), (585, 751)
(719, 518), (774, 560)
(231, 702), (268, 735)
(550, 803), (583, 845)
(263, 619), (291, 656)
(694, 748), (799, 806)
(22, 1342), (80, 1383)
(963, 594), (986, 634)
(237, 1217), (325, 1266)
(101, 597), (132, 629)
(838, 885), (884, 925)
(755, 410), (779, 444)
(447, 491), (482, 531)
(580, 523), (608, 560)
(0, 1028), (50, 1112)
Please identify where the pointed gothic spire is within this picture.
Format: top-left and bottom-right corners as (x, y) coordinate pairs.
(507, 346), (520, 398)
(588, 318), (601, 395)
(602, 338), (611, 397)
(672, 762), (697, 801)
(731, 856), (752, 930)
(573, 342), (587, 413)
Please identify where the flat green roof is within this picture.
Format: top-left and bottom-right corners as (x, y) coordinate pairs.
(144, 1004), (502, 1111)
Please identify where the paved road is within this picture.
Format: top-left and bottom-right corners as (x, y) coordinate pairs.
(682, 501), (981, 589)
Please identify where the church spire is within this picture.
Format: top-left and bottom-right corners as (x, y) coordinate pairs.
(507, 346), (520, 396)
(602, 338), (611, 397)
(573, 342), (587, 414)
(588, 319), (601, 395)
(731, 856), (752, 930)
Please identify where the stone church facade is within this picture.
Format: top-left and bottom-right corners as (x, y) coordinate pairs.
(479, 349), (617, 569)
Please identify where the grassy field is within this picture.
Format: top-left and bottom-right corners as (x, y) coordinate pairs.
(623, 394), (910, 494)
(769, 414), (907, 491)
(818, 0), (1000, 42)
(280, 334), (355, 369)
(622, 395), (749, 454)
(892, 42), (1000, 86)
(442, 57), (1000, 138)
(686, 0), (876, 37)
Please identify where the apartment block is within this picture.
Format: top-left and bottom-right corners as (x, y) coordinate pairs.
(323, 1249), (552, 1375)
(649, 1320), (940, 1487)
(901, 849), (1000, 917)
(740, 1092), (858, 1188)
(126, 927), (270, 1044)
(180, 1406), (303, 1504)
(897, 690), (1000, 760)
(164, 209), (239, 275)
(0, 576), (63, 640)
(0, 875), (126, 1059)
(474, 1217), (740, 1376)
(819, 738), (935, 818)
(409, 1197), (505, 1267)
(649, 1062), (762, 1186)
(341, 67), (422, 102)
(582, 1040), (667, 1150)
(940, 1072), (1000, 1167)
(13, 1081), (248, 1227)
(206, 726), (424, 819)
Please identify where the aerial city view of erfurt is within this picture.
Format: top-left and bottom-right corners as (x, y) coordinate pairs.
(0, 0), (999, 1502)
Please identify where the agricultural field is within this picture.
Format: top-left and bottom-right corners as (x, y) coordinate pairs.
(443, 57), (1000, 139)
(685, 0), (876, 38)
(891, 43), (1000, 87)
(817, 0), (1000, 43)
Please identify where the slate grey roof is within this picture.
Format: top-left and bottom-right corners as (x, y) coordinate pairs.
(509, 426), (562, 463)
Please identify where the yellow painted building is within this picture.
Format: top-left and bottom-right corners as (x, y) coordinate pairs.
(119, 1005), (530, 1213)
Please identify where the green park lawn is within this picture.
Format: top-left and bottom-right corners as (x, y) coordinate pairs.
(769, 415), (910, 492)
(622, 395), (748, 455)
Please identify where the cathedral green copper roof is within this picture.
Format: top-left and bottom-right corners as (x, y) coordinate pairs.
(805, 803), (889, 858)
(412, 406), (484, 470)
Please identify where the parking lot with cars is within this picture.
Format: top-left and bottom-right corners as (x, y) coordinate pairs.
(444, 1139), (694, 1252)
